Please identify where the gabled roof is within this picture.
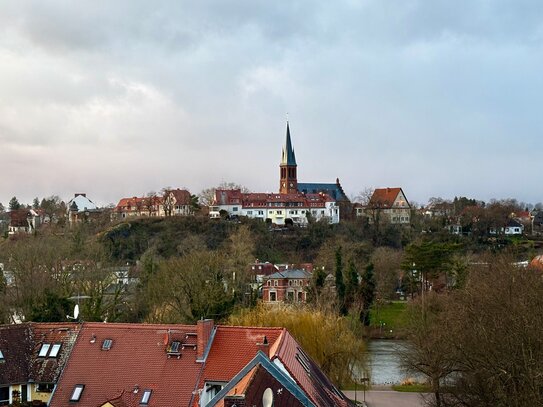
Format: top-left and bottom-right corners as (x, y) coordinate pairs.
(199, 326), (284, 384)
(50, 322), (202, 407)
(0, 322), (80, 386)
(298, 179), (349, 202)
(369, 187), (409, 209)
(274, 331), (352, 407)
(208, 352), (315, 407)
(166, 189), (192, 206)
(197, 326), (352, 407)
(0, 324), (32, 385)
(281, 122), (297, 166)
(30, 323), (80, 384)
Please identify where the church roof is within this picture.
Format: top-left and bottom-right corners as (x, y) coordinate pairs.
(298, 180), (349, 202)
(281, 122), (297, 166)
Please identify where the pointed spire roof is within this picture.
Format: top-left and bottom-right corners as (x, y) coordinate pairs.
(281, 121), (297, 166)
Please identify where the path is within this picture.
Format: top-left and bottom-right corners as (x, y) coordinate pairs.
(343, 390), (429, 407)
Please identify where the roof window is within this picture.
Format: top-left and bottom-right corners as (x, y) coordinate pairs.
(140, 390), (152, 405)
(49, 343), (62, 358)
(38, 343), (51, 357)
(70, 384), (84, 402)
(167, 341), (181, 354)
(102, 339), (113, 351)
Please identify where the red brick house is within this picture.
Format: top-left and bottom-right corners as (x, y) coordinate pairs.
(262, 269), (312, 303)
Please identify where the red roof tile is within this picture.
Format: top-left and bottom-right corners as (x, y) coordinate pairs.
(200, 326), (284, 384)
(50, 322), (202, 407)
(369, 187), (404, 208)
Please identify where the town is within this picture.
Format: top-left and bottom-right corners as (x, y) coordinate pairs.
(1, 2), (542, 407)
(0, 124), (542, 407)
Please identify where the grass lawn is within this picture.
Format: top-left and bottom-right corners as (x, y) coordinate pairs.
(370, 300), (408, 331)
(392, 383), (431, 392)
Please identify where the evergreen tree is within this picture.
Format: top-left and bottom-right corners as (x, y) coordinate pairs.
(9, 196), (21, 211)
(345, 260), (359, 311)
(32, 197), (40, 209)
(335, 246), (347, 316)
(360, 262), (376, 326)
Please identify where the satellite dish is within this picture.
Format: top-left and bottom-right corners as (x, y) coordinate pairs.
(73, 304), (80, 320)
(262, 388), (273, 407)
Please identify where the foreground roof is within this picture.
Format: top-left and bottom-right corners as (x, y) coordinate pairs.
(50, 322), (201, 407)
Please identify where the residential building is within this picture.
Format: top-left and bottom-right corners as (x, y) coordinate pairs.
(212, 189), (339, 225)
(163, 188), (193, 216)
(0, 323), (80, 406)
(66, 193), (102, 225)
(8, 209), (41, 235)
(361, 187), (411, 224)
(262, 269), (312, 303)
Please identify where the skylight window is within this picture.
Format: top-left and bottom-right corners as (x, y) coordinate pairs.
(168, 341), (181, 354)
(70, 384), (84, 402)
(102, 339), (113, 351)
(49, 343), (61, 358)
(140, 390), (152, 405)
(38, 343), (50, 357)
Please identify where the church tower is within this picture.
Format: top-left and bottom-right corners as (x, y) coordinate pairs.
(279, 122), (298, 194)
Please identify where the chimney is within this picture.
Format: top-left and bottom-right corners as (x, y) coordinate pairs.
(197, 319), (214, 360)
(75, 193), (86, 197)
(256, 336), (269, 358)
(224, 396), (245, 407)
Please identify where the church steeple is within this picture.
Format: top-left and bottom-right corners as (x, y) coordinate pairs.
(280, 121), (298, 194)
(281, 122), (297, 166)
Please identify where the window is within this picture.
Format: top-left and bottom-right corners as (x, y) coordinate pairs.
(140, 390), (152, 405)
(70, 385), (84, 402)
(38, 343), (50, 357)
(36, 383), (54, 393)
(49, 343), (61, 358)
(0, 387), (8, 404)
(269, 292), (277, 302)
(102, 339), (113, 351)
(247, 211), (252, 215)
(0, 350), (4, 361)
(233, 207), (238, 212)
(168, 341), (181, 354)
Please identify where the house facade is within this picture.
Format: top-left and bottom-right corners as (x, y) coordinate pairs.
(361, 187), (411, 225)
(211, 189), (339, 225)
(262, 269), (312, 303)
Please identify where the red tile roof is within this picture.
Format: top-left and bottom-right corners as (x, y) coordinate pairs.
(50, 322), (202, 407)
(274, 330), (351, 407)
(369, 187), (404, 208)
(196, 326), (351, 407)
(200, 326), (284, 384)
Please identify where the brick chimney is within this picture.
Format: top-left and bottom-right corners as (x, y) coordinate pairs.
(256, 335), (269, 358)
(197, 319), (214, 360)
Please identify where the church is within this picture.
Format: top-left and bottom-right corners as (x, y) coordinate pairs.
(211, 122), (345, 225)
(279, 121), (349, 203)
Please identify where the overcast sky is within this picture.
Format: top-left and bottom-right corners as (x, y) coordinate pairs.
(1, 0), (542, 208)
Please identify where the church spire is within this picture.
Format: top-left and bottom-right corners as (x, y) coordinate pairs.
(279, 121), (298, 194)
(281, 121), (297, 166)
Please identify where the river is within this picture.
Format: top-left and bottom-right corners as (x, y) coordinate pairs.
(362, 339), (411, 385)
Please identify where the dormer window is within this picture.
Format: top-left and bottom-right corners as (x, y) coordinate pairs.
(38, 344), (50, 357)
(140, 389), (152, 405)
(102, 339), (113, 351)
(49, 343), (62, 358)
(70, 384), (84, 402)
